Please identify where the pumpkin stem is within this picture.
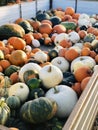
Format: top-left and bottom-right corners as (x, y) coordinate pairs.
(57, 60), (61, 64)
(54, 86), (59, 93)
(48, 66), (52, 72)
(34, 92), (38, 99)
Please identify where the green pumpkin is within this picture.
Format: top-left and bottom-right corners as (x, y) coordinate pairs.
(18, 20), (33, 33)
(83, 33), (96, 42)
(50, 16), (61, 26)
(29, 88), (45, 100)
(0, 98), (10, 125)
(20, 97), (57, 124)
(0, 23), (25, 40)
(5, 117), (33, 130)
(61, 71), (76, 86)
(26, 78), (42, 90)
(60, 21), (77, 31)
(36, 11), (50, 22)
(6, 95), (21, 110)
(48, 49), (58, 60)
(4, 65), (20, 77)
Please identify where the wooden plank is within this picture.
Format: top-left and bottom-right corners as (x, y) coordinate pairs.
(63, 66), (98, 130)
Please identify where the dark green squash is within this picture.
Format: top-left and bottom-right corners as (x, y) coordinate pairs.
(60, 71), (76, 86)
(50, 16), (61, 26)
(18, 20), (33, 33)
(5, 117), (33, 130)
(28, 88), (45, 100)
(4, 65), (20, 77)
(20, 97), (57, 124)
(83, 33), (96, 42)
(26, 78), (42, 90)
(0, 23), (25, 40)
(36, 11), (50, 22)
(6, 95), (21, 110)
(48, 49), (58, 60)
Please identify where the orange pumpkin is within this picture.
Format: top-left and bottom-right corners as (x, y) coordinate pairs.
(41, 19), (53, 26)
(8, 37), (26, 50)
(71, 82), (82, 96)
(30, 20), (41, 31)
(64, 48), (79, 62)
(39, 23), (52, 35)
(59, 39), (72, 48)
(0, 59), (11, 70)
(74, 66), (93, 82)
(52, 24), (66, 34)
(23, 33), (34, 45)
(81, 76), (91, 91)
(10, 72), (19, 84)
(65, 7), (75, 16)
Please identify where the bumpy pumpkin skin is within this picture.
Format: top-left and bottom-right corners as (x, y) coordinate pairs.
(0, 23), (25, 40)
(20, 97), (57, 124)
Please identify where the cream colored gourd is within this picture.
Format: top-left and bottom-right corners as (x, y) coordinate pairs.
(68, 31), (80, 44)
(18, 63), (41, 82)
(32, 39), (40, 47)
(54, 33), (69, 45)
(39, 64), (63, 89)
(45, 85), (78, 118)
(71, 56), (96, 73)
(33, 51), (48, 63)
(8, 82), (29, 102)
(51, 57), (69, 72)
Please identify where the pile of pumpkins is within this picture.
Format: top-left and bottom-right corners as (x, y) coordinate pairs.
(0, 6), (98, 130)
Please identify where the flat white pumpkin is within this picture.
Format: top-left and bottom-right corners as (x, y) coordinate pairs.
(19, 63), (41, 82)
(45, 85), (78, 118)
(71, 56), (96, 73)
(39, 64), (63, 89)
(51, 57), (69, 72)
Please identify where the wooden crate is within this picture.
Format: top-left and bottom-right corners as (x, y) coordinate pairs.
(63, 66), (98, 130)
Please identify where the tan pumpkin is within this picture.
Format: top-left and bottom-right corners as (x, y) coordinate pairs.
(9, 50), (27, 66)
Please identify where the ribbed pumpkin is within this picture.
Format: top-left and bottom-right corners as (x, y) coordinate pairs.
(6, 95), (21, 110)
(0, 98), (10, 125)
(20, 97), (57, 124)
(0, 23), (25, 40)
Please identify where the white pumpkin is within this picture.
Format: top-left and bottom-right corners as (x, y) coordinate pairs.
(33, 51), (48, 63)
(51, 57), (69, 72)
(71, 56), (96, 73)
(8, 82), (29, 102)
(79, 13), (90, 20)
(32, 39), (40, 47)
(39, 64), (63, 89)
(19, 63), (41, 82)
(54, 33), (69, 45)
(25, 45), (32, 53)
(68, 31), (80, 44)
(45, 85), (78, 118)
(53, 45), (63, 53)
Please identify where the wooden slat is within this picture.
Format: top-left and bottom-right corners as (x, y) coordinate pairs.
(63, 66), (98, 130)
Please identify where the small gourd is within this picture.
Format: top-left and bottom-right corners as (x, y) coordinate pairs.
(0, 98), (10, 125)
(20, 97), (57, 124)
(6, 95), (21, 110)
